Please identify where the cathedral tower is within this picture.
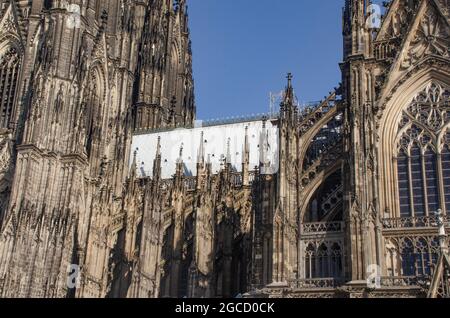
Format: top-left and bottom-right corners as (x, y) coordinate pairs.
(0, 0), (194, 298)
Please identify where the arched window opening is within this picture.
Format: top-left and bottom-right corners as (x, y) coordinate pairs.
(410, 144), (425, 217)
(415, 238), (429, 276)
(424, 148), (440, 215)
(442, 144), (450, 213)
(303, 115), (342, 170)
(401, 239), (415, 276)
(305, 244), (315, 279)
(304, 170), (343, 223)
(304, 242), (342, 279)
(0, 46), (21, 129)
(395, 83), (450, 218)
(397, 237), (440, 277)
(391, 236), (440, 277)
(430, 238), (440, 275)
(397, 148), (411, 217)
(330, 243), (342, 278)
(317, 244), (329, 278)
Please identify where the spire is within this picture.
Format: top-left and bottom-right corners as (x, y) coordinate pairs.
(226, 137), (232, 164)
(130, 147), (138, 178)
(197, 131), (205, 164)
(175, 142), (184, 183)
(343, 0), (371, 56)
(156, 136), (161, 156)
(283, 73), (295, 107)
(242, 126), (250, 186)
(153, 137), (162, 180)
(243, 126), (249, 165)
(196, 132), (206, 190)
(280, 73), (298, 125)
(259, 122), (270, 174)
(177, 142), (184, 163)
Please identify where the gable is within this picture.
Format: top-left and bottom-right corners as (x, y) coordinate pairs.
(377, 0), (450, 99)
(399, 0), (449, 70)
(0, 0), (23, 46)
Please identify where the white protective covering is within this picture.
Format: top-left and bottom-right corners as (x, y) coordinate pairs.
(131, 120), (279, 179)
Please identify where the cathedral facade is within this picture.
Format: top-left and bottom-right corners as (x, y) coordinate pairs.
(0, 0), (449, 298)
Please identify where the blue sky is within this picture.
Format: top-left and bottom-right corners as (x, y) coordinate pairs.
(188, 1), (385, 120)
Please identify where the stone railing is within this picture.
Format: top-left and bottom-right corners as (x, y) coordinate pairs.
(373, 39), (399, 61)
(382, 215), (450, 229)
(380, 276), (430, 288)
(289, 278), (344, 289)
(301, 221), (344, 235)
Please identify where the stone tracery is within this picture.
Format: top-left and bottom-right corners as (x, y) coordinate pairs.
(395, 82), (450, 218)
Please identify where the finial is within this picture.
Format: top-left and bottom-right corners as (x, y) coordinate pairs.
(283, 73), (295, 106)
(287, 72), (293, 87)
(198, 131), (205, 163)
(179, 143), (184, 158)
(226, 138), (231, 163)
(131, 148), (138, 176)
(156, 136), (161, 156)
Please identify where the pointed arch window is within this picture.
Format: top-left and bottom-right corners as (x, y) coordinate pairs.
(395, 83), (450, 217)
(410, 144), (425, 216)
(305, 244), (316, 279)
(424, 148), (439, 215)
(401, 239), (415, 276)
(443, 142), (450, 213)
(0, 46), (21, 128)
(304, 242), (342, 279)
(330, 243), (343, 278)
(317, 244), (329, 278)
(397, 149), (411, 217)
(397, 237), (440, 277)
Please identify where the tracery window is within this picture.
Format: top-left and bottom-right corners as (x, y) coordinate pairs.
(401, 239), (415, 276)
(0, 46), (21, 128)
(317, 244), (329, 278)
(304, 242), (342, 279)
(443, 143), (450, 213)
(305, 244), (316, 279)
(396, 83), (450, 217)
(330, 243), (343, 278)
(388, 236), (440, 277)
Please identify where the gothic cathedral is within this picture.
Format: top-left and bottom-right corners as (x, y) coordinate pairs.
(0, 0), (449, 298)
